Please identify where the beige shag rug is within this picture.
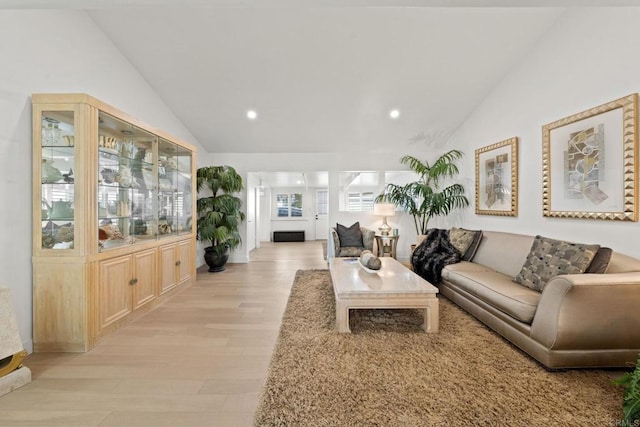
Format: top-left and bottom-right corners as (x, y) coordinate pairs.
(254, 270), (625, 426)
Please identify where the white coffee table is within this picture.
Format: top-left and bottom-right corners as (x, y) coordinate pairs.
(329, 257), (439, 333)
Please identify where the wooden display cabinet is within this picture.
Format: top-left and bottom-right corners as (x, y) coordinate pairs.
(32, 94), (197, 352)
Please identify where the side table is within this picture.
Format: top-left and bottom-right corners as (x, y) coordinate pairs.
(375, 234), (399, 259)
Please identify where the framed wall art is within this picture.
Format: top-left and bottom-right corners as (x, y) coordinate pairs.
(475, 137), (518, 216)
(542, 94), (638, 221)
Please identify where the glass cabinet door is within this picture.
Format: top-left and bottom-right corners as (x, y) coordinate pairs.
(98, 113), (157, 251)
(41, 111), (76, 250)
(158, 138), (179, 237)
(176, 146), (193, 234)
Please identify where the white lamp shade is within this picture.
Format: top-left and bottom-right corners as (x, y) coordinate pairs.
(373, 203), (395, 217)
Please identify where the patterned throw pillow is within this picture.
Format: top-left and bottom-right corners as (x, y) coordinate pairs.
(514, 235), (600, 292)
(361, 228), (375, 251)
(459, 228), (483, 261)
(449, 227), (477, 256)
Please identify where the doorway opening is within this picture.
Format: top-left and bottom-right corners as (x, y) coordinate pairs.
(246, 171), (329, 256)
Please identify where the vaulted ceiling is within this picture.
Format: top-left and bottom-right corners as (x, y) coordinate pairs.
(6, 2), (621, 154)
(88, 6), (564, 154)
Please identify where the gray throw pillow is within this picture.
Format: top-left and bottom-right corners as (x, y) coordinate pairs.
(336, 222), (364, 248)
(585, 247), (613, 274)
(514, 235), (600, 292)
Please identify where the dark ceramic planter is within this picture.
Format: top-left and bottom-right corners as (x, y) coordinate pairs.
(203, 246), (230, 272)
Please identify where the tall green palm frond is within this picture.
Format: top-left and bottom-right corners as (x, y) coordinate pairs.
(613, 354), (640, 425)
(377, 150), (469, 235)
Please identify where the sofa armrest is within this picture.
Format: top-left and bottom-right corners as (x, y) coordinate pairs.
(327, 229), (340, 259)
(530, 273), (640, 350)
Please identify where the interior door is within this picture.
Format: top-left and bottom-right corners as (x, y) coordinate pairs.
(254, 187), (261, 249)
(315, 189), (329, 240)
(246, 185), (256, 252)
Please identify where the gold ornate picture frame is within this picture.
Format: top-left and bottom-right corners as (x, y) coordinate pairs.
(475, 137), (518, 216)
(542, 94), (638, 221)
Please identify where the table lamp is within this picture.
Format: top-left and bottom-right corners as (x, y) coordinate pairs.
(373, 203), (395, 235)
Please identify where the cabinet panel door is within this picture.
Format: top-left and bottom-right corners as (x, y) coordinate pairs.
(98, 255), (132, 332)
(33, 262), (87, 352)
(177, 239), (193, 284)
(132, 248), (157, 310)
(159, 244), (177, 294)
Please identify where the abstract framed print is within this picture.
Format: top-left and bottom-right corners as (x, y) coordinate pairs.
(475, 137), (518, 216)
(542, 94), (638, 221)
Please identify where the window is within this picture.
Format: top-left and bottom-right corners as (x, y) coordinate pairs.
(277, 193), (303, 217)
(317, 190), (328, 215)
(346, 192), (374, 212)
(338, 170), (419, 212)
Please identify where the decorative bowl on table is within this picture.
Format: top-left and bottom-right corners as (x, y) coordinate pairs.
(359, 260), (380, 274)
(359, 250), (382, 273)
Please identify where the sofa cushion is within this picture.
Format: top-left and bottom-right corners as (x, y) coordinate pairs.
(471, 231), (534, 278)
(336, 222), (363, 248)
(443, 267), (541, 324)
(607, 251), (640, 274)
(443, 261), (492, 274)
(514, 235), (600, 292)
(338, 247), (367, 257)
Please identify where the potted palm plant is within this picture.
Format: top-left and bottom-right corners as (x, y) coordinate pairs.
(196, 165), (245, 272)
(613, 353), (640, 425)
(377, 149), (469, 240)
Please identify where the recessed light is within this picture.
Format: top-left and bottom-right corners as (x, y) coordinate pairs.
(389, 109), (400, 119)
(247, 110), (257, 120)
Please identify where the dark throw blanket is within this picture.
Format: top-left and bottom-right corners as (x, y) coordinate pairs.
(411, 228), (461, 285)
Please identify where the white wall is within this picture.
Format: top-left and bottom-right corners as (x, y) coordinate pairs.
(245, 173), (259, 252)
(259, 187), (271, 242)
(448, 7), (640, 258)
(0, 10), (205, 352)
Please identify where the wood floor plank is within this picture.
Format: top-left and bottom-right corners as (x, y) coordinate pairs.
(0, 241), (328, 427)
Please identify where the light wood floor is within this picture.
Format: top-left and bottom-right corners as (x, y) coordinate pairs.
(0, 241), (328, 427)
